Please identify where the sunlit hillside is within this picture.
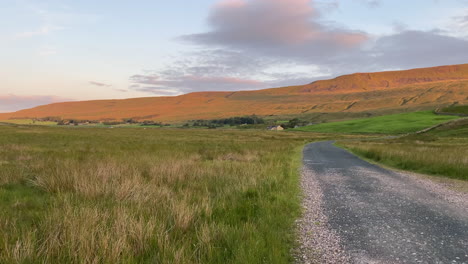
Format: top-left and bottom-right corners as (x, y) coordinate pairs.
(1, 64), (468, 122)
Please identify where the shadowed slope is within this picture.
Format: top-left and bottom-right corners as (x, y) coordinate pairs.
(1, 64), (468, 122)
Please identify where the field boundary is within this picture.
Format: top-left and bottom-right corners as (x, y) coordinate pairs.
(434, 108), (468, 117)
(414, 117), (468, 134)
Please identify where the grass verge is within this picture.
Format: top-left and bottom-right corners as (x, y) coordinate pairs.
(339, 118), (468, 181)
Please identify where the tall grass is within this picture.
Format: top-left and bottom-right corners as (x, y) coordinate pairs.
(340, 122), (468, 180)
(0, 125), (327, 263)
(342, 142), (468, 180)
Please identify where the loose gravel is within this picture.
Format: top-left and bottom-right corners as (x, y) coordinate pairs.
(295, 168), (351, 264)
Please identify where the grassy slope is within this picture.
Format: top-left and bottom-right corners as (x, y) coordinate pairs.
(340, 118), (468, 180)
(0, 125), (339, 263)
(294, 111), (459, 134)
(440, 105), (468, 115)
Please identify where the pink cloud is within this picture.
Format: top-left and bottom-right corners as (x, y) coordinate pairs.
(212, 0), (318, 45)
(215, 0), (247, 9)
(333, 34), (369, 47)
(183, 0), (368, 50)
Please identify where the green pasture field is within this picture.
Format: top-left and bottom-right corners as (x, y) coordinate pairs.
(293, 111), (460, 134)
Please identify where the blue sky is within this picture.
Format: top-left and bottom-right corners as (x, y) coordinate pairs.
(1, 0), (468, 112)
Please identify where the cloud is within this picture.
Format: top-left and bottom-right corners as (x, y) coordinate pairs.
(0, 95), (72, 113)
(369, 30), (468, 69)
(462, 14), (468, 23)
(129, 48), (333, 95)
(130, 72), (266, 95)
(181, 0), (468, 71)
(315, 1), (340, 13)
(392, 21), (409, 33)
(180, 0), (368, 60)
(130, 0), (468, 96)
(130, 0), (367, 95)
(89, 81), (112, 87)
(129, 50), (271, 94)
(310, 29), (468, 74)
(15, 25), (64, 38)
(453, 12), (468, 36)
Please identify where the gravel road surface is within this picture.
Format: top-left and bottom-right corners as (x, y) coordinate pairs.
(297, 141), (468, 264)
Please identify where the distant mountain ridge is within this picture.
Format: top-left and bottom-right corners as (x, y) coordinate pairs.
(1, 64), (468, 122)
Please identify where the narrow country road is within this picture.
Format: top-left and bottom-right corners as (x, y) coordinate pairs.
(297, 141), (468, 264)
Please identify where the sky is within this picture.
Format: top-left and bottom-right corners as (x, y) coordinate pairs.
(1, 0), (468, 112)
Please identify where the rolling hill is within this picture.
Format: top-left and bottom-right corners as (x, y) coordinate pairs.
(1, 64), (468, 122)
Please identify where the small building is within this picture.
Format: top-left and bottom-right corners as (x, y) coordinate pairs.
(268, 125), (284, 131)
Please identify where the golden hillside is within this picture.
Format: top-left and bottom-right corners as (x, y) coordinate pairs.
(1, 64), (468, 122)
